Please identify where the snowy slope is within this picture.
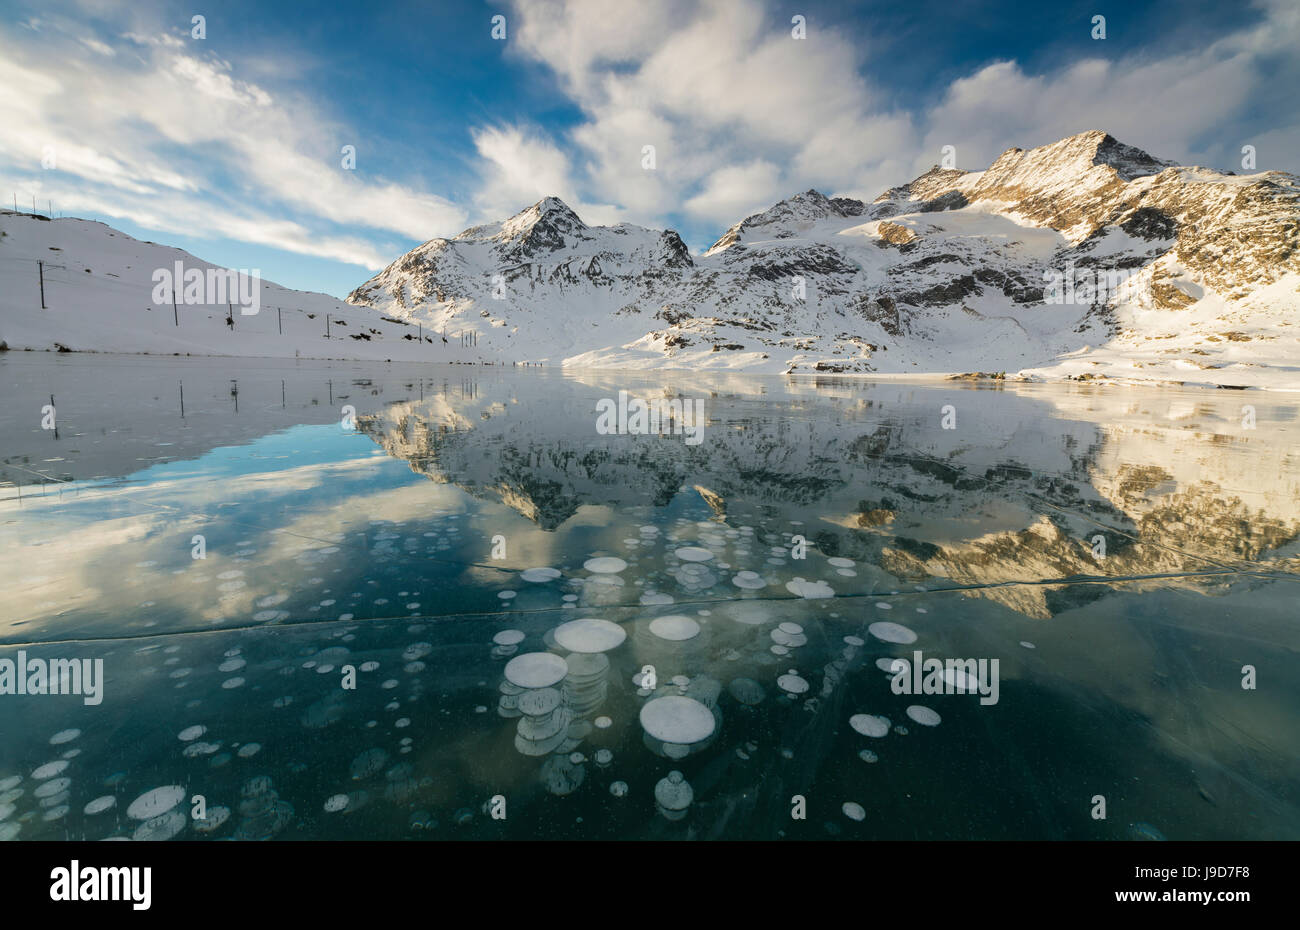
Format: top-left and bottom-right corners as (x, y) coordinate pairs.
(349, 130), (1300, 388)
(0, 212), (470, 363)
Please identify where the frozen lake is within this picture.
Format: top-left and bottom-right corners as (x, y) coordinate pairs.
(1, 353), (1297, 840)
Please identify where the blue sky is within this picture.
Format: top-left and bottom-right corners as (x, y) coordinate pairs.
(1, 0), (1296, 297)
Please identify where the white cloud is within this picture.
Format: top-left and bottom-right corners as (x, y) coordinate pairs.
(916, 3), (1300, 177)
(683, 160), (782, 223)
(496, 0), (915, 227)
(488, 0), (1298, 234)
(0, 19), (465, 268)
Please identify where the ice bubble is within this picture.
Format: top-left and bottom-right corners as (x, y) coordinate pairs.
(83, 796), (117, 815)
(49, 729), (80, 745)
(132, 809), (187, 841)
(324, 793), (349, 813)
(32, 761), (68, 780)
(1020, 641), (1036, 649)
(402, 642), (433, 661)
(776, 671), (810, 695)
(127, 785), (186, 820)
(640, 696), (716, 745)
(540, 754), (585, 796)
(727, 678), (765, 706)
(674, 547), (713, 562)
(35, 777), (71, 798)
(584, 557), (628, 574)
(858, 749), (878, 763)
(594, 716), (612, 729)
(350, 748), (389, 780)
(237, 743), (261, 758)
(493, 629), (525, 646)
(906, 705), (941, 726)
(504, 652), (569, 689)
(610, 781), (629, 798)
(731, 571), (767, 590)
(785, 578), (834, 599)
(649, 615), (701, 642)
(844, 636), (865, 646)
(868, 621), (917, 645)
(842, 802), (866, 822)
(553, 618), (627, 654)
(178, 725), (207, 742)
(654, 770), (693, 818)
(521, 567), (562, 583)
(849, 714), (890, 738)
(221, 677), (245, 689)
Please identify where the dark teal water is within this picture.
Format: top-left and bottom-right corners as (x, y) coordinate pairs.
(1, 354), (1297, 840)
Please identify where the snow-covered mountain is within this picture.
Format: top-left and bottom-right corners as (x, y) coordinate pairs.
(4, 130), (1297, 385)
(348, 130), (1300, 388)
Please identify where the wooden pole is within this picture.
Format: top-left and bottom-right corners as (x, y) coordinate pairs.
(38, 261), (45, 309)
(277, 307), (282, 334)
(172, 288), (178, 326)
(179, 380), (185, 417)
(326, 313), (330, 338)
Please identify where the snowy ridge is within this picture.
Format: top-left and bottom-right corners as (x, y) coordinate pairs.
(346, 130), (1300, 388)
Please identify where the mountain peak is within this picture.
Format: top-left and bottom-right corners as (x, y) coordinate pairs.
(501, 196), (585, 234)
(989, 130), (1174, 183)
